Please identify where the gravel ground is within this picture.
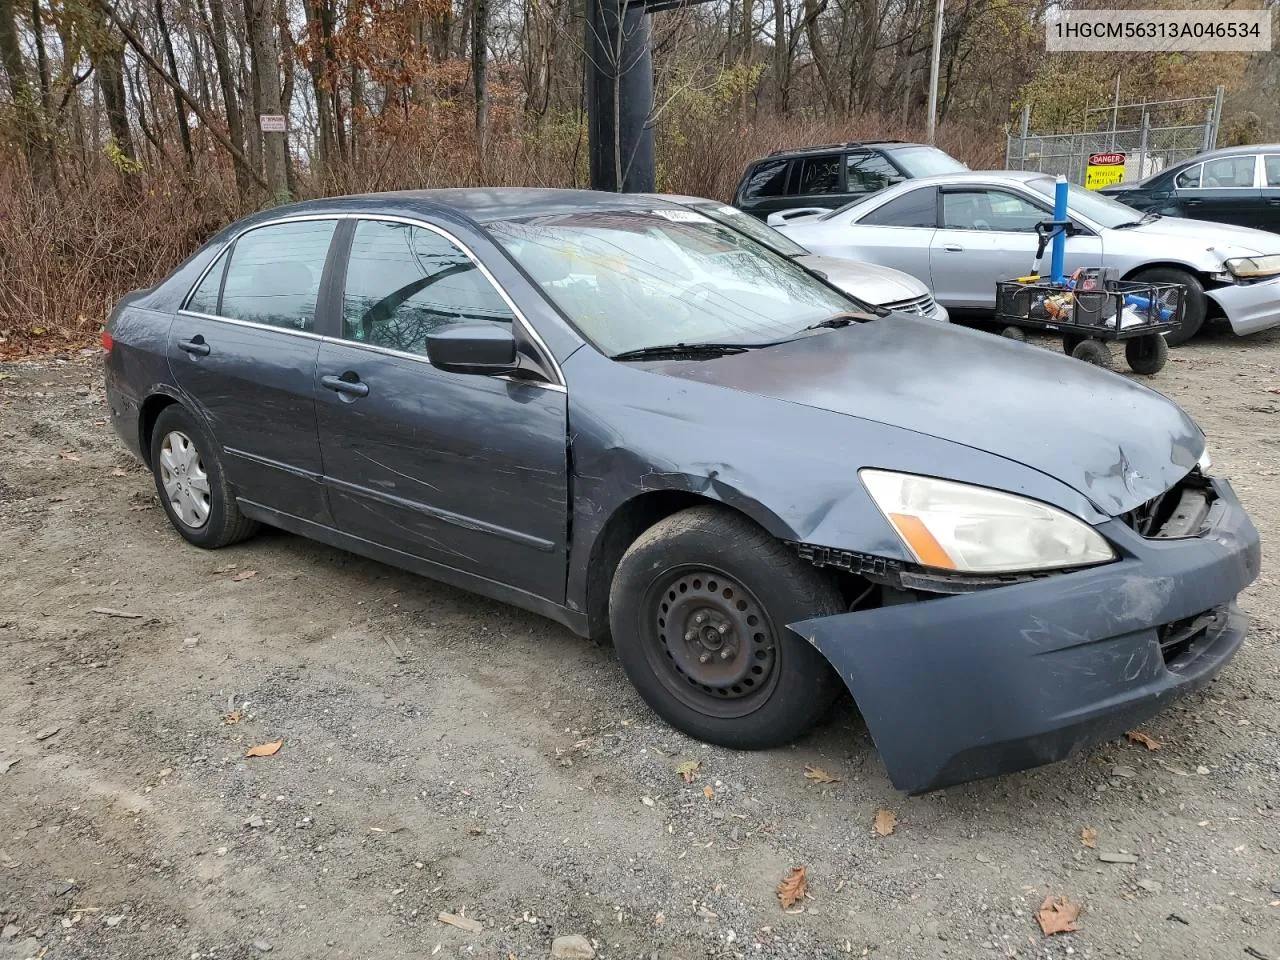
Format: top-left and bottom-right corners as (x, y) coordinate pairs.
(1, 329), (1278, 960)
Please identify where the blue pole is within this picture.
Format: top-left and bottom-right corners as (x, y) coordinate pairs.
(1050, 175), (1068, 284)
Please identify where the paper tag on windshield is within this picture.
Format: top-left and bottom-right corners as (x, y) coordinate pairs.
(651, 209), (712, 223)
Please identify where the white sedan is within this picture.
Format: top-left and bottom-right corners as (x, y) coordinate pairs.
(769, 171), (1280, 344)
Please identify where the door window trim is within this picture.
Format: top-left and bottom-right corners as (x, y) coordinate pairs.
(1179, 155), (1261, 190)
(852, 186), (940, 229)
(178, 212), (566, 392)
(1265, 155), (1280, 188)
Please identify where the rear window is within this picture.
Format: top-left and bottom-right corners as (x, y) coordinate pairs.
(860, 187), (938, 227)
(741, 159), (791, 200)
(888, 145), (968, 177)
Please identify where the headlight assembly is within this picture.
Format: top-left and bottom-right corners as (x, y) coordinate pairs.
(860, 470), (1116, 574)
(1224, 255), (1280, 280)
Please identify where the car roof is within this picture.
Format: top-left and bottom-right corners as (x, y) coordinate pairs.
(229, 188), (687, 232)
(870, 170), (1051, 188)
(1179, 143), (1280, 162)
(750, 141), (928, 164)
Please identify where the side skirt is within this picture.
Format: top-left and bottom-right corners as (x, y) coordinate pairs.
(237, 499), (590, 637)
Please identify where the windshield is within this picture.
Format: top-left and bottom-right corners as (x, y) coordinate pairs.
(1026, 177), (1143, 228)
(488, 211), (856, 357)
(690, 202), (811, 258)
(890, 145), (968, 177)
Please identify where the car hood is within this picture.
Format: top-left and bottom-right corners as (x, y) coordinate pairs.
(795, 254), (930, 305)
(644, 318), (1202, 516)
(1118, 216), (1280, 257)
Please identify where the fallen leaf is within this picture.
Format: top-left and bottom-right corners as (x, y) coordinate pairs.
(803, 764), (839, 784)
(221, 711), (242, 725)
(675, 760), (700, 783)
(57, 450), (80, 461)
(110, 468), (127, 477)
(777, 866), (807, 909)
(437, 911), (482, 934)
(873, 808), (897, 837)
(1036, 895), (1081, 936)
(245, 739), (283, 758)
(48, 496), (68, 502)
(231, 570), (258, 582)
(1081, 827), (1097, 849)
(702, 785), (714, 800)
(1126, 730), (1163, 751)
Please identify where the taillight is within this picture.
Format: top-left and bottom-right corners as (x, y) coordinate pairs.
(101, 330), (114, 352)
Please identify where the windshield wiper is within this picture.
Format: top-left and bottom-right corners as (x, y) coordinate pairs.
(798, 311), (879, 334)
(611, 342), (751, 362)
(1113, 211), (1162, 229)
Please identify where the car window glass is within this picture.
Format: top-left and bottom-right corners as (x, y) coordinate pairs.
(741, 159), (790, 199)
(342, 219), (513, 356)
(1174, 164), (1202, 189)
(186, 251), (227, 314)
(219, 220), (337, 331)
(860, 188), (937, 227)
(844, 151), (902, 194)
(1267, 156), (1280, 188)
(795, 154), (841, 195)
(1202, 155), (1255, 188)
(942, 190), (1043, 232)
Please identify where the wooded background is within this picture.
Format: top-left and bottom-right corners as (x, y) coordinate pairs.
(0, 0), (1275, 353)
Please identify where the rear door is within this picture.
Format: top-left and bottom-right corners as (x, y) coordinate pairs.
(313, 216), (569, 601)
(842, 150), (904, 199)
(1261, 155), (1280, 232)
(168, 217), (338, 524)
(735, 157), (793, 219)
(1174, 154), (1262, 227)
(930, 188), (1101, 309)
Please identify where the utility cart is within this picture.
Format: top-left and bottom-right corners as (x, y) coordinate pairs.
(995, 273), (1184, 375)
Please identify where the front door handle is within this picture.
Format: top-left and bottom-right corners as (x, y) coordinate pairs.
(321, 374), (370, 399)
(942, 243), (963, 252)
(1183, 198), (1203, 206)
(178, 336), (210, 357)
(1268, 198), (1280, 205)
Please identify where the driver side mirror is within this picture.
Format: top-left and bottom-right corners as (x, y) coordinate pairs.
(427, 323), (518, 375)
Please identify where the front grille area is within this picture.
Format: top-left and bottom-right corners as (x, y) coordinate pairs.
(1156, 606), (1225, 664)
(883, 293), (938, 317)
(1120, 471), (1214, 538)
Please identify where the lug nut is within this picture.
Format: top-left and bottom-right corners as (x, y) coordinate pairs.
(716, 623), (729, 635)
(720, 648), (732, 660)
(694, 613), (705, 624)
(685, 630), (696, 642)
(699, 653), (712, 664)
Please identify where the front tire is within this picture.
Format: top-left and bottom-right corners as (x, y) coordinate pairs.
(1129, 266), (1205, 346)
(149, 404), (258, 549)
(609, 506), (844, 749)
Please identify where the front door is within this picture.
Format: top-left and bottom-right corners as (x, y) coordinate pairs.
(314, 217), (569, 602)
(1175, 154), (1262, 228)
(168, 217), (339, 524)
(929, 188), (1102, 309)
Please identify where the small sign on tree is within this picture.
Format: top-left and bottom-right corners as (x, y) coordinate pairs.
(259, 114), (287, 133)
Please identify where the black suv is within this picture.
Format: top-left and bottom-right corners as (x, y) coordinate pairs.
(1100, 143), (1280, 233)
(733, 141), (967, 219)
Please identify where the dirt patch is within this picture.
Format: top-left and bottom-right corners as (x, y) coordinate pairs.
(2, 334), (1278, 960)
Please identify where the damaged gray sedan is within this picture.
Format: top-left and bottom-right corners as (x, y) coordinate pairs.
(104, 189), (1261, 793)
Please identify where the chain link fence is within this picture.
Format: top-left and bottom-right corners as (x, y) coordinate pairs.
(1005, 89), (1224, 184)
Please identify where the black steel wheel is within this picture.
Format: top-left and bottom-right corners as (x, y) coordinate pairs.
(1062, 333), (1086, 355)
(1071, 338), (1114, 370)
(1125, 333), (1169, 375)
(609, 505), (844, 749)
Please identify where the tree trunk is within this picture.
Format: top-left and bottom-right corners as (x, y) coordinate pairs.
(206, 0), (251, 198)
(154, 0), (193, 166)
(95, 25), (138, 168)
(0, 0), (57, 190)
(246, 0), (290, 200)
(472, 0), (488, 161)
(771, 0), (788, 112)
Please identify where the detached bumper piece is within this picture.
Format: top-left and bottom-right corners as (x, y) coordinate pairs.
(790, 478), (1261, 794)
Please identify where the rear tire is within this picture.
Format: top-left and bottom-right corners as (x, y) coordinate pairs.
(609, 505), (844, 749)
(999, 325), (1027, 342)
(1125, 333), (1169, 375)
(1129, 267), (1205, 346)
(149, 404), (258, 549)
(1071, 338), (1114, 370)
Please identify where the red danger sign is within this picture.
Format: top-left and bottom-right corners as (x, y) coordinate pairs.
(1088, 152), (1126, 166)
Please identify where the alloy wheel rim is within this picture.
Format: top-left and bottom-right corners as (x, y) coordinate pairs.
(159, 430), (211, 529)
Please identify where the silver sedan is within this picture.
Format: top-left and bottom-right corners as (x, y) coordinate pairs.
(654, 194), (949, 321)
(769, 171), (1280, 344)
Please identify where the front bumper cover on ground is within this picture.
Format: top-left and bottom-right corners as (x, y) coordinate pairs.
(790, 478), (1261, 794)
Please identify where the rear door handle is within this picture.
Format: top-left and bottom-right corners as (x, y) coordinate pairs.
(321, 374), (370, 398)
(943, 243), (963, 252)
(178, 337), (210, 357)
